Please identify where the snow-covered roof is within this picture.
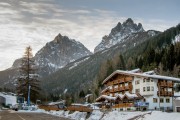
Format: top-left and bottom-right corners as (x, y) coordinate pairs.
(123, 93), (138, 99)
(101, 86), (110, 93)
(96, 95), (116, 102)
(102, 69), (180, 84)
(128, 68), (141, 73)
(143, 70), (155, 75)
(85, 94), (93, 98)
(96, 93), (141, 102)
(71, 103), (90, 107)
(48, 100), (65, 105)
(115, 94), (124, 100)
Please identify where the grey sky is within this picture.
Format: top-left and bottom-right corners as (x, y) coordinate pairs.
(0, 0), (179, 70)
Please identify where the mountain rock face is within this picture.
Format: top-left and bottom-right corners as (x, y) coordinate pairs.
(94, 18), (145, 52)
(34, 34), (92, 75)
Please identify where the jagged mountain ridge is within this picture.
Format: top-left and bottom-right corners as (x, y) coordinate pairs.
(34, 34), (92, 75)
(94, 18), (146, 52)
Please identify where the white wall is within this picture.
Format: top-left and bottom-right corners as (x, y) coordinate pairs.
(132, 78), (173, 110)
(0, 93), (17, 106)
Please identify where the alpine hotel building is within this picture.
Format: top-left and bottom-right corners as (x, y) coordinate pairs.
(96, 69), (180, 111)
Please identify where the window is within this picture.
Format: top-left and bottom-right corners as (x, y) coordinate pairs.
(147, 79), (150, 82)
(151, 79), (153, 82)
(143, 78), (146, 83)
(153, 98), (157, 103)
(160, 98), (164, 103)
(166, 98), (170, 103)
(147, 86), (150, 91)
(135, 80), (140, 85)
(143, 87), (146, 92)
(114, 85), (118, 88)
(135, 89), (140, 93)
(151, 86), (154, 91)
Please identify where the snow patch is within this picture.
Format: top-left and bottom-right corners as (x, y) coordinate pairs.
(69, 57), (90, 70)
(172, 34), (180, 44)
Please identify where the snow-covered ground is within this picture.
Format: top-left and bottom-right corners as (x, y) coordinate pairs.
(142, 111), (180, 120)
(3, 109), (180, 120)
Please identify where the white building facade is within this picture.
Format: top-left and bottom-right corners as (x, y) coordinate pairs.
(96, 69), (180, 111)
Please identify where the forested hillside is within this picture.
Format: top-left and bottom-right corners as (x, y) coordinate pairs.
(41, 24), (180, 102)
(123, 24), (180, 76)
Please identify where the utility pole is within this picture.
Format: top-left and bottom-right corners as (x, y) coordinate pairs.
(27, 85), (31, 106)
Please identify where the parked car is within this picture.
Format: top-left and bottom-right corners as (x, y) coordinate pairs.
(12, 104), (19, 111)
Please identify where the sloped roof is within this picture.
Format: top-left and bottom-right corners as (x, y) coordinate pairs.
(96, 93), (142, 102)
(96, 95), (116, 102)
(102, 69), (180, 84)
(101, 86), (110, 93)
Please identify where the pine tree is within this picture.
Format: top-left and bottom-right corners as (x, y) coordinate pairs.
(16, 46), (41, 104)
(79, 90), (85, 98)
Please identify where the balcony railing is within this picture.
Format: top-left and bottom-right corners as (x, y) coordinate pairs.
(112, 103), (134, 108)
(107, 81), (114, 86)
(102, 92), (109, 95)
(113, 80), (119, 84)
(125, 77), (133, 82)
(167, 82), (173, 87)
(114, 88), (119, 92)
(159, 81), (173, 88)
(125, 86), (129, 90)
(159, 82), (167, 87)
(157, 91), (174, 96)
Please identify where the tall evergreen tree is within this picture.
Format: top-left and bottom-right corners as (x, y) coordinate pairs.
(16, 46), (40, 104)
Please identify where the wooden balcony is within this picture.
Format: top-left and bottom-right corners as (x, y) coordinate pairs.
(125, 86), (129, 90)
(113, 79), (119, 84)
(38, 105), (64, 111)
(119, 79), (125, 83)
(109, 89), (114, 93)
(106, 78), (133, 86)
(157, 91), (174, 96)
(159, 81), (167, 87)
(125, 77), (133, 82)
(121, 86), (125, 91)
(67, 105), (93, 112)
(112, 103), (134, 108)
(109, 85), (133, 93)
(114, 88), (119, 92)
(167, 82), (173, 88)
(102, 92), (109, 95)
(167, 91), (173, 96)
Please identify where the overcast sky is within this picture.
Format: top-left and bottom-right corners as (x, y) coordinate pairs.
(0, 0), (179, 71)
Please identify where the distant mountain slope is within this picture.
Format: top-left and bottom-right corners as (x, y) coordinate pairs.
(0, 34), (92, 89)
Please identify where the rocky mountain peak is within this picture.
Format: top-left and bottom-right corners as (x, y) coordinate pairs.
(123, 18), (134, 25)
(33, 33), (92, 75)
(94, 18), (145, 53)
(53, 33), (63, 43)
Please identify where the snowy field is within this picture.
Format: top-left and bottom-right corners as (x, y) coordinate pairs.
(4, 109), (180, 120)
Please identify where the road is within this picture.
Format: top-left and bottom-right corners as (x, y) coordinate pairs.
(0, 110), (71, 120)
